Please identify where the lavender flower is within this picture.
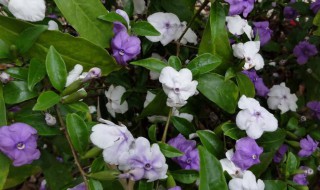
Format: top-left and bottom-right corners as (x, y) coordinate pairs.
(0, 123), (40, 166)
(68, 183), (86, 190)
(111, 30), (141, 66)
(168, 186), (182, 190)
(307, 101), (320, 120)
(242, 70), (269, 97)
(283, 6), (298, 19)
(292, 166), (312, 186)
(293, 41), (318, 65)
(253, 21), (273, 46)
(83, 67), (101, 82)
(311, 0), (320, 14)
(273, 144), (288, 163)
(168, 134), (200, 170)
(225, 0), (255, 18)
(231, 137), (263, 170)
(298, 135), (319, 157)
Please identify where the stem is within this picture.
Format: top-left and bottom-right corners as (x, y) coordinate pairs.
(161, 108), (173, 143)
(55, 106), (89, 189)
(126, 180), (135, 190)
(286, 131), (299, 140)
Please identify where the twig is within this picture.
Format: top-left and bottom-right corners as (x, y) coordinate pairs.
(55, 106), (89, 189)
(161, 108), (173, 143)
(127, 180), (135, 190)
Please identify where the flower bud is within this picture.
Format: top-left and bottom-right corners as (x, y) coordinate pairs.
(45, 113), (57, 126)
(83, 67), (101, 82)
(0, 72), (11, 83)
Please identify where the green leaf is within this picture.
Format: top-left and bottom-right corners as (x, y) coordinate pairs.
(131, 58), (167, 73)
(199, 146), (228, 190)
(3, 81), (37, 104)
(187, 53), (222, 76)
(28, 58), (46, 91)
(250, 151), (275, 177)
(4, 165), (41, 189)
(168, 56), (182, 70)
(160, 0), (196, 21)
(199, 1), (232, 68)
(257, 129), (286, 152)
(0, 84), (7, 126)
(131, 21), (160, 36)
(197, 130), (224, 158)
(171, 116), (196, 136)
(286, 152), (299, 176)
(66, 113), (90, 154)
(0, 40), (10, 59)
(16, 25), (47, 54)
(53, 0), (113, 48)
(0, 153), (10, 190)
(148, 124), (157, 143)
(33, 91), (60, 111)
(88, 170), (120, 181)
(264, 180), (287, 190)
(221, 122), (246, 140)
(170, 170), (199, 184)
(0, 15), (119, 76)
(225, 67), (236, 81)
(158, 142), (183, 158)
(89, 179), (103, 190)
(45, 46), (67, 92)
(197, 73), (239, 114)
(5, 67), (28, 80)
(236, 73), (255, 97)
(98, 12), (128, 27)
(138, 180), (154, 190)
(140, 91), (169, 118)
(82, 147), (102, 160)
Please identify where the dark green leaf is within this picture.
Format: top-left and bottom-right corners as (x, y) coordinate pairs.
(131, 21), (160, 36)
(199, 146), (228, 190)
(158, 142), (183, 158)
(0, 84), (7, 126)
(138, 180), (154, 190)
(45, 46), (67, 91)
(88, 170), (120, 181)
(187, 53), (222, 76)
(28, 58), (46, 90)
(66, 113), (89, 154)
(160, 0), (196, 21)
(221, 122), (246, 140)
(257, 129), (286, 151)
(236, 73), (255, 97)
(197, 73), (239, 113)
(6, 67), (28, 80)
(168, 56), (182, 70)
(171, 116), (196, 136)
(148, 124), (157, 143)
(224, 67), (236, 80)
(0, 40), (10, 59)
(170, 170), (199, 184)
(140, 91), (169, 118)
(0, 153), (10, 190)
(91, 157), (106, 173)
(131, 58), (167, 73)
(98, 12), (128, 27)
(53, 0), (113, 48)
(197, 130), (224, 158)
(16, 25), (47, 54)
(250, 151), (275, 177)
(264, 180), (287, 190)
(3, 81), (37, 104)
(4, 165), (41, 189)
(33, 91), (60, 111)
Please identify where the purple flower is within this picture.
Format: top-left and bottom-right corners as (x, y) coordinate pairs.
(0, 123), (40, 167)
(273, 144), (288, 163)
(242, 70), (269, 97)
(168, 134), (200, 171)
(307, 101), (320, 120)
(293, 41), (318, 65)
(111, 30), (141, 66)
(113, 22), (127, 34)
(298, 135), (319, 157)
(68, 183), (86, 190)
(293, 173), (308, 186)
(225, 0), (255, 17)
(283, 6), (298, 19)
(253, 21), (273, 46)
(311, 0), (320, 14)
(168, 186), (182, 190)
(231, 137), (263, 170)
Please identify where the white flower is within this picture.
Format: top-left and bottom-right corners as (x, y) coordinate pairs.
(7, 0), (46, 22)
(133, 0), (146, 14)
(226, 15), (253, 40)
(45, 113), (56, 126)
(228, 170), (265, 190)
(0, 72), (10, 83)
(236, 95), (278, 139)
(175, 22), (198, 45)
(172, 107), (193, 122)
(90, 120), (134, 165)
(220, 149), (243, 178)
(105, 85), (129, 117)
(146, 12), (181, 46)
(116, 9), (130, 28)
(88, 105), (97, 114)
(232, 41), (265, 70)
(159, 66), (198, 108)
(144, 91), (156, 108)
(66, 64), (83, 87)
(267, 82), (298, 114)
(48, 20), (59, 31)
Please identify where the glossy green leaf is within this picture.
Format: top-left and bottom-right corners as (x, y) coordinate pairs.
(199, 146), (228, 190)
(98, 12), (128, 27)
(33, 91), (60, 111)
(187, 53), (222, 76)
(131, 21), (160, 36)
(0, 153), (10, 190)
(5, 67), (28, 80)
(236, 73), (255, 97)
(197, 130), (224, 158)
(0, 40), (10, 59)
(286, 152), (299, 176)
(170, 170), (199, 184)
(0, 15), (119, 76)
(131, 58), (167, 73)
(0, 84), (6, 126)
(28, 58), (46, 91)
(168, 56), (182, 70)
(16, 25), (47, 54)
(257, 129), (286, 151)
(221, 122), (246, 140)
(3, 81), (37, 104)
(82, 147), (102, 160)
(250, 152), (275, 177)
(4, 165), (41, 189)
(158, 142), (183, 158)
(89, 179), (103, 190)
(138, 180), (154, 190)
(53, 0), (113, 48)
(171, 116), (196, 136)
(45, 46), (67, 92)
(148, 124), (157, 143)
(197, 73), (239, 114)
(225, 67), (236, 81)
(264, 180), (287, 190)
(66, 113), (89, 154)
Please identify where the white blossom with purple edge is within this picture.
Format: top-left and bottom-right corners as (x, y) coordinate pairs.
(118, 137), (168, 182)
(105, 85), (129, 117)
(90, 119), (134, 165)
(65, 64), (84, 87)
(226, 15), (253, 40)
(267, 82), (298, 114)
(236, 95), (278, 139)
(228, 170), (265, 190)
(220, 149), (243, 178)
(159, 66), (198, 108)
(232, 41), (265, 70)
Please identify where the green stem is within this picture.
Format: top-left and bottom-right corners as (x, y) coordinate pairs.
(286, 131), (299, 140)
(161, 108), (173, 143)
